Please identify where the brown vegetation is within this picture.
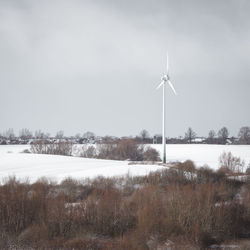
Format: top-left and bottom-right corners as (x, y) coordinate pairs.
(219, 151), (245, 174)
(1, 162), (250, 249)
(80, 139), (160, 161)
(31, 140), (73, 156)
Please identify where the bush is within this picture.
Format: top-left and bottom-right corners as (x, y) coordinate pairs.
(80, 145), (97, 158)
(115, 139), (144, 161)
(219, 151), (245, 173)
(0, 168), (249, 249)
(143, 147), (160, 161)
(31, 140), (73, 156)
(18, 224), (48, 248)
(64, 236), (102, 250)
(197, 166), (225, 183)
(85, 139), (144, 161)
(96, 143), (116, 159)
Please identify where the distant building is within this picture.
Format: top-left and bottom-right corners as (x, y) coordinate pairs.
(193, 137), (206, 144)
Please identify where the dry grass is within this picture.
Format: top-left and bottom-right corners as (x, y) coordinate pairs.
(0, 162), (249, 249)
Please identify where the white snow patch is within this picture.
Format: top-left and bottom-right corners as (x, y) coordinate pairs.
(151, 144), (250, 170)
(0, 145), (163, 183)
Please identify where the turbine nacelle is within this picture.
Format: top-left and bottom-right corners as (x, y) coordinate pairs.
(157, 54), (177, 95)
(157, 74), (177, 95)
(161, 75), (170, 82)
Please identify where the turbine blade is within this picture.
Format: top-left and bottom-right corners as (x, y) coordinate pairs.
(167, 52), (169, 74)
(156, 81), (164, 90)
(167, 80), (177, 95)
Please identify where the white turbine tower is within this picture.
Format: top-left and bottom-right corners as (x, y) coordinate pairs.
(156, 53), (177, 163)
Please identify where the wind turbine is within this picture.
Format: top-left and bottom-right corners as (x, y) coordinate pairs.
(156, 53), (177, 163)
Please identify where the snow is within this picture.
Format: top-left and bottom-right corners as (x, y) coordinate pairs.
(0, 144), (250, 183)
(150, 144), (250, 169)
(0, 145), (163, 183)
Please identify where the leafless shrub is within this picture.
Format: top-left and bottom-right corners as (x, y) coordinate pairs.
(145, 168), (191, 186)
(197, 165), (225, 184)
(80, 145), (97, 158)
(84, 139), (145, 161)
(63, 235), (102, 250)
(0, 168), (249, 249)
(175, 160), (196, 181)
(18, 224), (48, 248)
(163, 183), (242, 247)
(115, 139), (144, 161)
(97, 142), (116, 159)
(143, 146), (160, 161)
(60, 177), (80, 200)
(134, 185), (166, 240)
(219, 151), (245, 174)
(0, 228), (10, 249)
(31, 140), (73, 156)
(91, 176), (116, 190)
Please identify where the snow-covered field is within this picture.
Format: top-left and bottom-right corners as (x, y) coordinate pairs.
(0, 145), (163, 183)
(0, 144), (249, 183)
(150, 144), (250, 169)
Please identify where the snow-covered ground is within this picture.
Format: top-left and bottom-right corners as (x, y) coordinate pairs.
(0, 144), (249, 183)
(0, 145), (163, 183)
(150, 144), (250, 169)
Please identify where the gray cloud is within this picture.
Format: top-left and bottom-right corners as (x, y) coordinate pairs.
(0, 0), (250, 137)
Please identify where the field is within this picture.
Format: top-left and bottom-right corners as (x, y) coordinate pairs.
(0, 144), (250, 183)
(0, 145), (163, 182)
(151, 144), (250, 169)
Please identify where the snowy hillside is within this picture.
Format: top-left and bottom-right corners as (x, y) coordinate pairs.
(0, 145), (163, 183)
(0, 144), (250, 183)
(150, 144), (250, 170)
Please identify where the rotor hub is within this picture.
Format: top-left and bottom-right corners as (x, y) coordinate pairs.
(162, 75), (170, 81)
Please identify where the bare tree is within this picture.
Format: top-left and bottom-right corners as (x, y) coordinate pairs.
(31, 140), (73, 156)
(55, 130), (64, 139)
(4, 128), (15, 140)
(207, 130), (216, 144)
(143, 147), (160, 161)
(34, 130), (50, 139)
(218, 127), (229, 144)
(75, 133), (81, 139)
(19, 128), (33, 140)
(139, 129), (150, 142)
(238, 126), (250, 144)
(219, 151), (245, 173)
(80, 145), (97, 158)
(83, 131), (95, 142)
(185, 127), (196, 143)
(116, 139), (144, 161)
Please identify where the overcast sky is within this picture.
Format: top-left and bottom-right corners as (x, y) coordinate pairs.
(0, 0), (249, 137)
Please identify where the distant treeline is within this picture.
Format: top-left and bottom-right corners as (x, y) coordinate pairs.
(0, 126), (250, 145)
